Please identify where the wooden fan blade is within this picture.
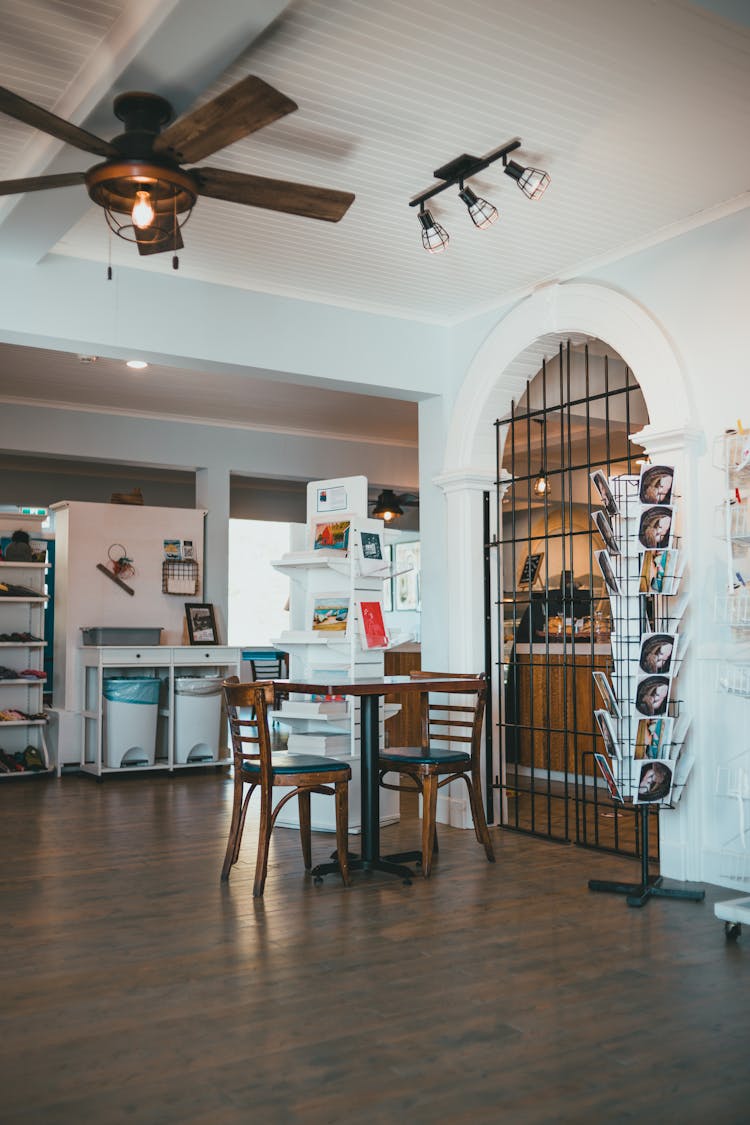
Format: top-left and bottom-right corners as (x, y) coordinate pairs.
(0, 171), (86, 196)
(153, 75), (297, 165)
(134, 223), (184, 256)
(194, 166), (354, 222)
(0, 86), (117, 158)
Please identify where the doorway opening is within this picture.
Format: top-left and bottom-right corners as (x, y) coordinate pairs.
(495, 339), (655, 858)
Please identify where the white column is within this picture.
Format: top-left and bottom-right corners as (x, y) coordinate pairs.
(195, 466), (231, 646)
(630, 423), (703, 880)
(432, 467), (509, 827)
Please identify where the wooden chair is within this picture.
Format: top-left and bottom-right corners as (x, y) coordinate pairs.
(248, 652), (289, 716)
(379, 671), (495, 877)
(222, 677), (351, 897)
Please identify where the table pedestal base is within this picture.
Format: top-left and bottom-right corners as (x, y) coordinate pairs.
(311, 851), (415, 885)
(588, 874), (705, 909)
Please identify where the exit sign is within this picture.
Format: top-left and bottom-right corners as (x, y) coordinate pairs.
(19, 507), (47, 516)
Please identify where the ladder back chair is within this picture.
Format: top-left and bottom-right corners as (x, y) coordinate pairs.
(247, 652), (289, 715)
(222, 677), (351, 897)
(379, 671), (495, 877)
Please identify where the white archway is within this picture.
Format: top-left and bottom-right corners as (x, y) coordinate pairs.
(444, 280), (693, 478)
(435, 281), (701, 879)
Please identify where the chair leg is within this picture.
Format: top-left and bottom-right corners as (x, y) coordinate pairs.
(298, 790), (312, 871)
(334, 780), (350, 887)
(421, 771), (439, 877)
(465, 773), (495, 863)
(221, 773), (247, 881)
(253, 791), (273, 898)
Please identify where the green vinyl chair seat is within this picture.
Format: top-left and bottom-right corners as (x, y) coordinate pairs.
(242, 752), (351, 775)
(379, 746), (470, 766)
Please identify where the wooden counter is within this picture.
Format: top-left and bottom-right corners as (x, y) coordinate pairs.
(506, 647), (612, 774)
(384, 644), (421, 747)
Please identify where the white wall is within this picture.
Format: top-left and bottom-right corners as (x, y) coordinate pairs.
(421, 204), (750, 883)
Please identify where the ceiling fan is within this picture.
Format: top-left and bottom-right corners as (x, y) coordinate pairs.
(371, 489), (419, 522)
(0, 76), (355, 259)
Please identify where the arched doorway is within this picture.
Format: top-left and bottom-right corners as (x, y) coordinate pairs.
(437, 281), (699, 878)
(499, 339), (648, 851)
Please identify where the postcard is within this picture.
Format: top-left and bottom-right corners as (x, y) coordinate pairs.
(590, 469), (619, 517)
(310, 595), (350, 632)
(594, 753), (624, 803)
(595, 549), (620, 595)
(313, 519), (350, 551)
(592, 509), (620, 556)
(634, 674), (670, 717)
(634, 717), (674, 760)
(633, 759), (676, 805)
(638, 632), (678, 677)
(594, 708), (621, 760)
(638, 464), (675, 506)
(593, 671), (621, 719)
(637, 505), (674, 551)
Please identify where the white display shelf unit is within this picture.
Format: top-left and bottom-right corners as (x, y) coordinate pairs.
(80, 644), (241, 777)
(712, 430), (750, 933)
(270, 518), (401, 833)
(0, 560), (51, 778)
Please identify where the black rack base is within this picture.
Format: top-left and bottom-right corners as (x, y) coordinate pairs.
(588, 874), (705, 909)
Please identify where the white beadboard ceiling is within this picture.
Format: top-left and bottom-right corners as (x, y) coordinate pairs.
(0, 0), (748, 435)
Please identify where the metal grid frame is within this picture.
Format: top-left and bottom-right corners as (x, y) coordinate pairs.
(492, 341), (657, 859)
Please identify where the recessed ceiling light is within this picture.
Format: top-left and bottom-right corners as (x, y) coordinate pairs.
(77, 354), (98, 364)
(126, 360), (148, 370)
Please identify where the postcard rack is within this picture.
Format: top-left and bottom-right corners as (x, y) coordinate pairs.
(587, 469), (704, 908)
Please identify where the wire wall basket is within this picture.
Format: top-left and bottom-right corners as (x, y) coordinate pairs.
(162, 559), (199, 596)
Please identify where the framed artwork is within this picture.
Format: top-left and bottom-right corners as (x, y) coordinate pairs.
(517, 552), (544, 588)
(394, 541), (420, 611)
(185, 602), (219, 645)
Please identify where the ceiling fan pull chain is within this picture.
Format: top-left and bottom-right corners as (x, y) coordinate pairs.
(172, 255), (179, 270)
(106, 227), (113, 280)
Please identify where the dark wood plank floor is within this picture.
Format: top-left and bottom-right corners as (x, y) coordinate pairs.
(1, 772), (748, 1124)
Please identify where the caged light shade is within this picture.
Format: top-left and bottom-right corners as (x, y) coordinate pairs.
(458, 184), (498, 229)
(418, 207), (449, 253)
(503, 159), (551, 200)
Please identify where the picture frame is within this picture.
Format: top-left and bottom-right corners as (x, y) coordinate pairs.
(185, 602), (219, 645)
(394, 541), (420, 611)
(517, 552), (544, 589)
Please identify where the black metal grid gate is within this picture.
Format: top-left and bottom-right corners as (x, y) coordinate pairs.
(492, 340), (657, 858)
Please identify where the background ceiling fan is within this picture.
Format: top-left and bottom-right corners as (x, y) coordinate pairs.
(0, 76), (355, 258)
(371, 489), (419, 521)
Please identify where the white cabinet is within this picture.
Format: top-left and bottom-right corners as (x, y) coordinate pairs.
(0, 560), (51, 778)
(80, 645), (241, 776)
(270, 518), (401, 832)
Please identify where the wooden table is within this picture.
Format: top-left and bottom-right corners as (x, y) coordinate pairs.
(274, 674), (484, 883)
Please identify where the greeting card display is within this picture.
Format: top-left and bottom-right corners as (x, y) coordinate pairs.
(358, 600), (388, 649)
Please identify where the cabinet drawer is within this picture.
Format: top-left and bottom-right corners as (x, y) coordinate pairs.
(86, 646), (170, 665)
(172, 646), (239, 665)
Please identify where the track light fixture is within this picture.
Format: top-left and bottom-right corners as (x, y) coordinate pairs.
(409, 137), (549, 252)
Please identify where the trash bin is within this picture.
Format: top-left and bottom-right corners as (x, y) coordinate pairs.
(173, 677), (223, 764)
(103, 677), (160, 768)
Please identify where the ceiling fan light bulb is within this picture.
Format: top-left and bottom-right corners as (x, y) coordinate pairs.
(132, 189), (155, 229)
